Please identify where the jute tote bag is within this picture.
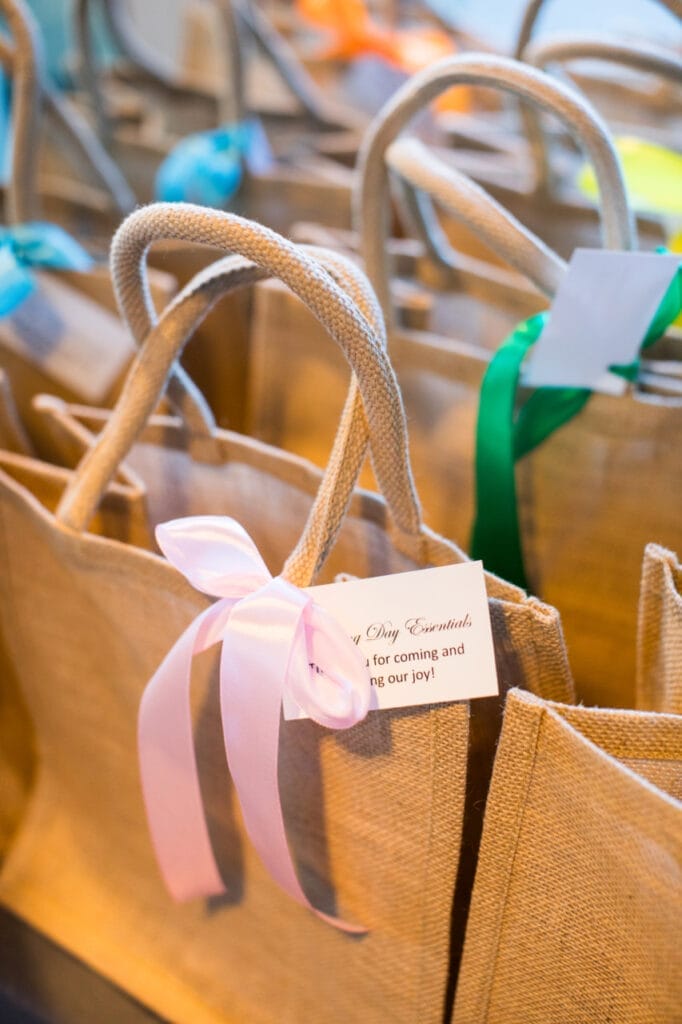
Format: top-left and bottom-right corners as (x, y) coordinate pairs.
(0, 204), (574, 1024)
(0, 0), (179, 435)
(73, 0), (360, 228)
(390, 138), (682, 706)
(357, 55), (682, 708)
(451, 687), (682, 1024)
(0, 0), (134, 248)
(637, 543), (682, 715)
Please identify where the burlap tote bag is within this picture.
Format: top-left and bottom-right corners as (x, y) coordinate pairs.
(0, 0), (179, 434)
(451, 686), (682, 1024)
(0, 0), (134, 247)
(0, 203), (574, 1024)
(637, 542), (682, 715)
(73, 0), (360, 228)
(355, 57), (682, 708)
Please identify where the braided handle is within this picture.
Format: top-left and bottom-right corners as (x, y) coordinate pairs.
(56, 204), (425, 586)
(386, 137), (566, 297)
(0, 0), (42, 223)
(354, 54), (635, 325)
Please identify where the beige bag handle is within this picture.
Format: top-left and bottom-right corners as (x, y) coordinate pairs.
(103, 196), (389, 480)
(386, 137), (566, 298)
(355, 54), (635, 325)
(74, 0), (220, 143)
(56, 204), (428, 586)
(522, 33), (682, 192)
(513, 0), (682, 61)
(229, 0), (362, 129)
(75, 0), (357, 139)
(0, 0), (134, 223)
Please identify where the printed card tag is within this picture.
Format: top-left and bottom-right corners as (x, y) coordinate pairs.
(0, 271), (135, 402)
(523, 250), (679, 395)
(284, 561), (498, 720)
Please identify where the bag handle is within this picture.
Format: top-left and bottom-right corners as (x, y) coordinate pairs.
(105, 200), (386, 473)
(229, 0), (362, 129)
(0, 0), (134, 223)
(75, 0), (358, 138)
(0, 0), (221, 451)
(72, 0), (202, 142)
(56, 204), (426, 586)
(386, 137), (566, 298)
(354, 54), (635, 326)
(513, 0), (682, 61)
(522, 34), (682, 194)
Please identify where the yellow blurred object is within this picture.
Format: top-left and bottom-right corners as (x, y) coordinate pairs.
(295, 0), (472, 112)
(577, 136), (682, 219)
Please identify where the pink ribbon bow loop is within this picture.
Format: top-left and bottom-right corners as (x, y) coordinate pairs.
(156, 515), (270, 597)
(139, 515), (370, 933)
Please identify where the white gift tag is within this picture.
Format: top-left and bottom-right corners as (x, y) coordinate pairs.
(0, 271), (135, 402)
(523, 250), (679, 395)
(283, 561), (498, 720)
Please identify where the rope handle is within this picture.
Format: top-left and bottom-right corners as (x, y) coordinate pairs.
(56, 204), (425, 587)
(354, 54), (635, 326)
(385, 136), (566, 298)
(74, 0), (360, 137)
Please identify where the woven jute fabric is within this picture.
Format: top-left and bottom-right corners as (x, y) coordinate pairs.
(0, 209), (574, 1023)
(515, 392), (682, 708)
(636, 543), (682, 715)
(0, 425), (573, 1024)
(452, 688), (682, 1024)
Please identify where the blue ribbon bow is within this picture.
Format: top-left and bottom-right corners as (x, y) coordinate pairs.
(155, 122), (257, 208)
(0, 221), (93, 317)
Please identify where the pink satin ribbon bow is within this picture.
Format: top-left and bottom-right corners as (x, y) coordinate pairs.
(138, 516), (371, 932)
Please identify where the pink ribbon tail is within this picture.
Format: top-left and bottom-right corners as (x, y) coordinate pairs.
(138, 516), (370, 932)
(221, 577), (366, 934)
(138, 601), (231, 901)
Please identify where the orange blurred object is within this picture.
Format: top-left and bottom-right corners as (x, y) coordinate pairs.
(295, 0), (472, 112)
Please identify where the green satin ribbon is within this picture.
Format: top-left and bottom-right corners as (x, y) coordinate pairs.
(470, 261), (682, 591)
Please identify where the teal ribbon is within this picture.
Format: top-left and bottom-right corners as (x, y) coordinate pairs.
(0, 222), (93, 317)
(155, 122), (256, 208)
(471, 259), (682, 591)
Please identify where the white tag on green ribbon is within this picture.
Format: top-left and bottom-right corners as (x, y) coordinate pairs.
(523, 249), (679, 396)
